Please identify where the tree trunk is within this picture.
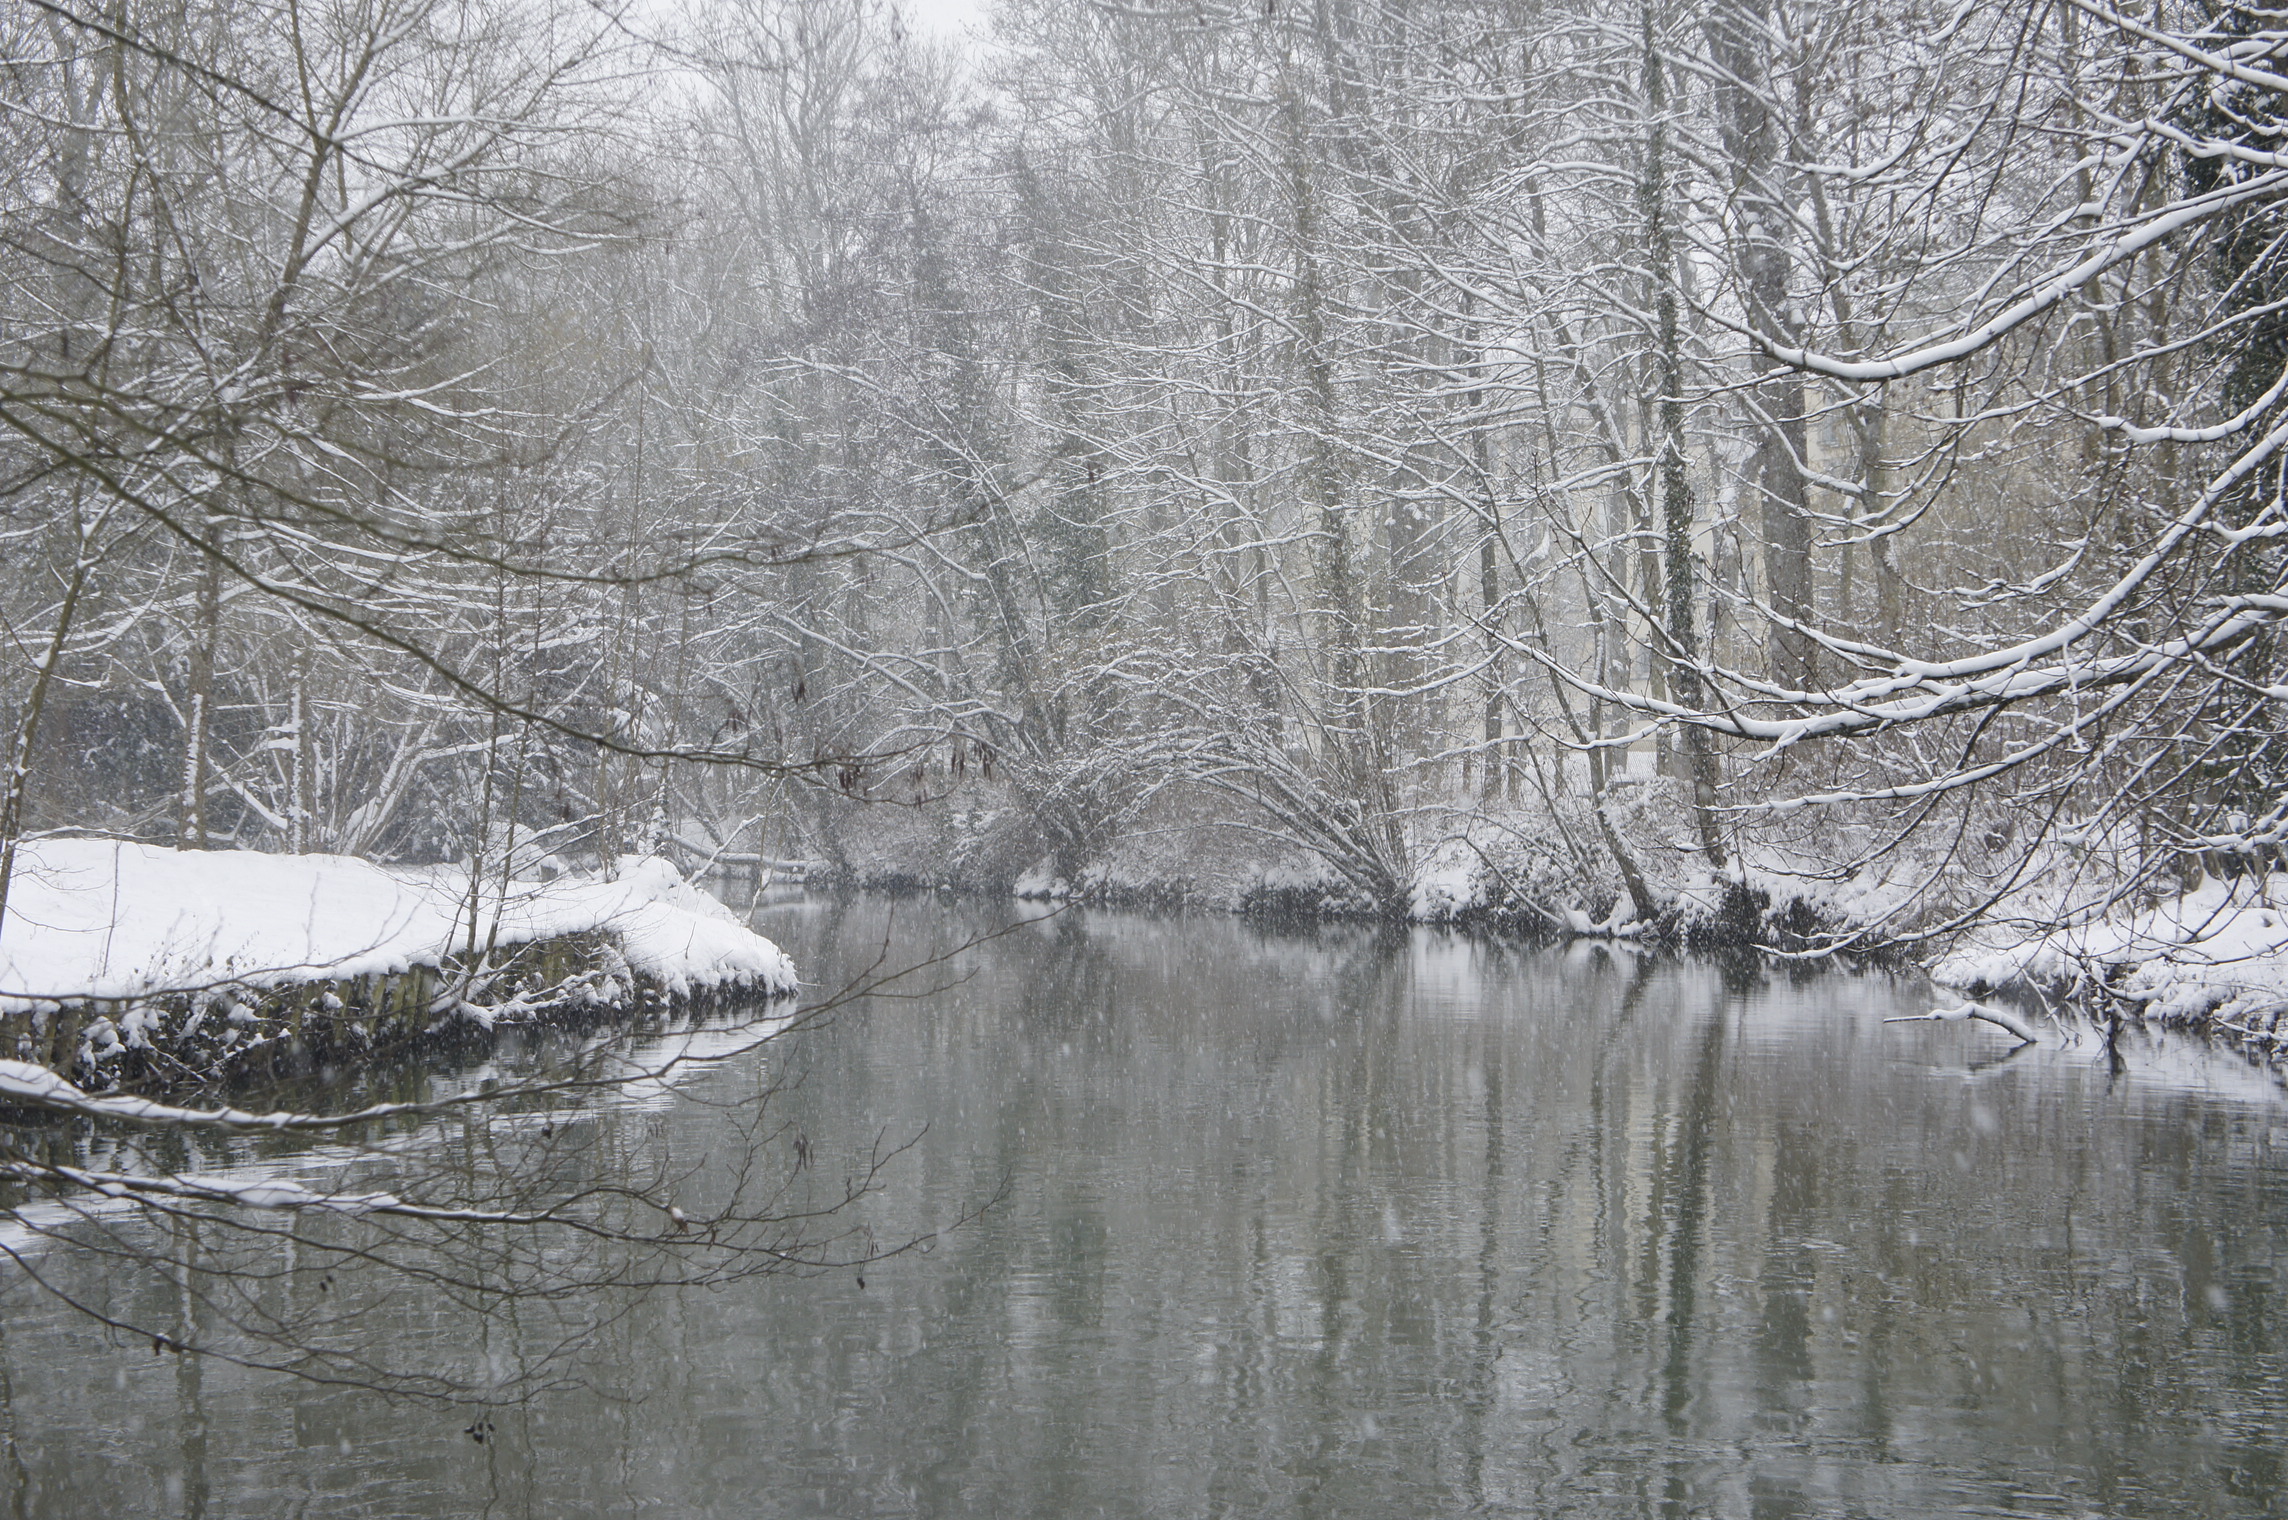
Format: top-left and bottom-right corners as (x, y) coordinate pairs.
(179, 537), (223, 851)
(1704, 0), (1815, 693)
(1643, 3), (1727, 865)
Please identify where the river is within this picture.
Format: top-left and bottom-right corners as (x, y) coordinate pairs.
(1, 894), (2284, 1517)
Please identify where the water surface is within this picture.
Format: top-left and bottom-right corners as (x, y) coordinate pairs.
(2, 895), (2285, 1517)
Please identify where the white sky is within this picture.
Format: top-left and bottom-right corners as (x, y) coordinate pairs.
(902, 0), (990, 40)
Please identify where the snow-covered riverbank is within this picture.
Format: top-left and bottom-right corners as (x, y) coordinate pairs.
(0, 840), (798, 1086)
(1932, 875), (2288, 1045)
(814, 781), (2288, 1046)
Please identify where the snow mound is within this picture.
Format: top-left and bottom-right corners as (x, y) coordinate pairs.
(0, 840), (798, 1010)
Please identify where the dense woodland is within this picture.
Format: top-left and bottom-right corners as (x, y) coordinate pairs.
(6, 0), (2288, 950)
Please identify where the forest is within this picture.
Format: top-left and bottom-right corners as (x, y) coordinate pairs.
(8, 4), (2288, 1495)
(5, 0), (2287, 981)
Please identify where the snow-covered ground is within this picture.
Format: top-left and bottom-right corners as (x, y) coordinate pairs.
(1933, 873), (2288, 1038)
(0, 840), (798, 1012)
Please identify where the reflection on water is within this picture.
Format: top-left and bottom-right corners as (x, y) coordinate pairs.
(3, 895), (2286, 1517)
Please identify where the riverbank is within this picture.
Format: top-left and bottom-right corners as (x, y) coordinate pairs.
(0, 840), (798, 1091)
(802, 779), (2288, 1048)
(809, 776), (1909, 949)
(1931, 874), (2288, 1049)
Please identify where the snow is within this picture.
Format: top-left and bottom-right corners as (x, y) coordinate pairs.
(0, 1060), (87, 1109)
(0, 840), (798, 1011)
(1012, 856), (1063, 900)
(1932, 873), (2288, 1036)
(1407, 841), (1487, 921)
(0, 1055), (419, 1127)
(1882, 999), (2042, 1045)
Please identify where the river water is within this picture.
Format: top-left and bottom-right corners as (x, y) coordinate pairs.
(2, 895), (2286, 1517)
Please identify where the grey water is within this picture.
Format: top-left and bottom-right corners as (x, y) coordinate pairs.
(2, 894), (2286, 1517)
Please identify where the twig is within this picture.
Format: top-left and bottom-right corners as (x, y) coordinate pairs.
(1884, 1001), (2041, 1045)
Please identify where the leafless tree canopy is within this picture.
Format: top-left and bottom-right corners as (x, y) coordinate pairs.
(9, 0), (2280, 942)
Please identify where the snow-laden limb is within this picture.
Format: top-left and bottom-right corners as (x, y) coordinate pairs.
(1732, 168), (2288, 383)
(1883, 1001), (2041, 1046)
(0, 840), (797, 1012)
(2, 1162), (565, 1224)
(0, 1057), (461, 1128)
(1507, 589), (2288, 753)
